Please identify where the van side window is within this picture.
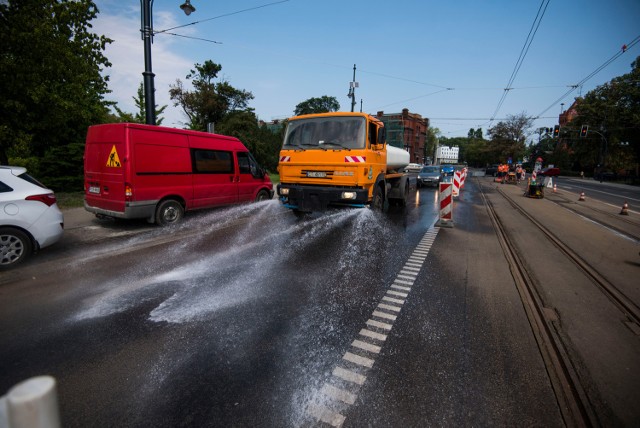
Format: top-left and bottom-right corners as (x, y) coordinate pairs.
(237, 152), (251, 174)
(192, 149), (233, 173)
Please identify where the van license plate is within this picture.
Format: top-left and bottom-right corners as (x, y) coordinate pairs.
(89, 186), (100, 194)
(307, 171), (326, 178)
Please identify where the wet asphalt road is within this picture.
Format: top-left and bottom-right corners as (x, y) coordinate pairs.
(0, 183), (561, 427)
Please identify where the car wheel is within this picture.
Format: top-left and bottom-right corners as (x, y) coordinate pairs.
(0, 227), (33, 269)
(155, 199), (184, 225)
(255, 190), (270, 202)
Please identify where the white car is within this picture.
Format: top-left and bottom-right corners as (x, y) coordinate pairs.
(405, 163), (423, 173)
(0, 166), (64, 269)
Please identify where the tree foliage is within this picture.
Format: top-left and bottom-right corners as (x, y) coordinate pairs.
(169, 60), (281, 171)
(294, 96), (340, 116)
(569, 56), (640, 175)
(112, 83), (167, 125)
(0, 0), (113, 188)
(169, 60), (254, 131)
(216, 111), (282, 172)
(486, 113), (533, 163)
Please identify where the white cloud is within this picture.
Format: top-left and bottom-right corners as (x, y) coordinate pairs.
(93, 7), (194, 127)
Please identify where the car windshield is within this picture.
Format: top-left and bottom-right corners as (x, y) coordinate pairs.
(283, 116), (366, 150)
(421, 167), (438, 173)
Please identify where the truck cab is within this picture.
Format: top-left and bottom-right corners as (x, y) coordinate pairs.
(277, 112), (409, 213)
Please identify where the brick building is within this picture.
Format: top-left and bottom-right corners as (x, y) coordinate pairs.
(376, 108), (430, 164)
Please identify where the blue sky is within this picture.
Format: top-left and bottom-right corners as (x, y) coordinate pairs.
(93, 0), (640, 141)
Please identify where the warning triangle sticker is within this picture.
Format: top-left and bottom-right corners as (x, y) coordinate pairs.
(106, 145), (121, 167)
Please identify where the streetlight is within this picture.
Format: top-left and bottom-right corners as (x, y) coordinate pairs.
(141, 1), (195, 125)
(180, 1), (196, 16)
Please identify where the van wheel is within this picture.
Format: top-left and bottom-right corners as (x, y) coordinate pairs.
(155, 200), (184, 225)
(0, 227), (33, 269)
(255, 190), (270, 202)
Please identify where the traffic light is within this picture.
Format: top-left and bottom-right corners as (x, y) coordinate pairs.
(580, 125), (589, 138)
(553, 125), (559, 138)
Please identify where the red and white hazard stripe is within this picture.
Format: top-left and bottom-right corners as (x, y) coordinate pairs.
(279, 156), (291, 162)
(344, 156), (366, 163)
(460, 168), (467, 188)
(436, 182), (453, 227)
(452, 171), (461, 197)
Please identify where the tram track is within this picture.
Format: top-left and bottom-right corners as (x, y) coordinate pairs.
(494, 185), (640, 327)
(477, 180), (598, 427)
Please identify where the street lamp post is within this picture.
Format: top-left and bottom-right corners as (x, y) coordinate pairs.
(140, 1), (195, 126)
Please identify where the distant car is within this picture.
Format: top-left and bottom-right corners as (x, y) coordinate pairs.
(485, 164), (499, 176)
(440, 165), (455, 176)
(538, 167), (560, 177)
(417, 166), (441, 187)
(405, 163), (423, 173)
(0, 166), (64, 269)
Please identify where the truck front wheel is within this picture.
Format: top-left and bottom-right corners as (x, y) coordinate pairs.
(156, 199), (184, 225)
(371, 185), (384, 211)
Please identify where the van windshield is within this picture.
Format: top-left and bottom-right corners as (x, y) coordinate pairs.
(283, 117), (366, 150)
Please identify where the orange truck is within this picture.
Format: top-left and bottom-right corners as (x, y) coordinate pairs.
(276, 112), (411, 214)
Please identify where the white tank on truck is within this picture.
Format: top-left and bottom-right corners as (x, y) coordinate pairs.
(386, 145), (410, 171)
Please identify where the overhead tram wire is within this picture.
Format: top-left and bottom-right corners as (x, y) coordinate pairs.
(487, 0), (550, 125)
(154, 0), (290, 35)
(536, 34), (640, 118)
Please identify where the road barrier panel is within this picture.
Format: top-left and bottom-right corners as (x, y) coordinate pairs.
(436, 182), (454, 228)
(452, 171), (460, 198)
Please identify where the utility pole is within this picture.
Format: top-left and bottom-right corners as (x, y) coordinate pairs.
(141, 0), (156, 125)
(348, 64), (358, 112)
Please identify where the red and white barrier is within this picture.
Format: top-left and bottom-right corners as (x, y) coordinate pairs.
(460, 168), (467, 188)
(452, 171), (461, 197)
(436, 182), (454, 227)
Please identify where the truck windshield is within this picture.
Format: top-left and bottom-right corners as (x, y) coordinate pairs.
(283, 116), (366, 150)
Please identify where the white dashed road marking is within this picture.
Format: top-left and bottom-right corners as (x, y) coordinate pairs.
(307, 226), (440, 426)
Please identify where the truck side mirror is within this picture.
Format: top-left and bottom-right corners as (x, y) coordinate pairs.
(377, 127), (386, 145)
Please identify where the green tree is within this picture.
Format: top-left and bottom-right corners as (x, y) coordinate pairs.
(217, 111), (281, 172)
(294, 96), (340, 116)
(571, 56), (640, 176)
(113, 83), (167, 125)
(424, 127), (440, 164)
(169, 60), (253, 131)
(487, 113), (533, 164)
(0, 0), (112, 176)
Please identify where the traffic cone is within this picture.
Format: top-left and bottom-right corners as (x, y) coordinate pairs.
(553, 184), (557, 193)
(620, 202), (629, 215)
(578, 191), (585, 201)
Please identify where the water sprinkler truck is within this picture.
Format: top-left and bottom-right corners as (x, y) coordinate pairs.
(277, 112), (412, 214)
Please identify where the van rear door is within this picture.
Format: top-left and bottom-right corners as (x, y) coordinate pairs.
(84, 124), (128, 213)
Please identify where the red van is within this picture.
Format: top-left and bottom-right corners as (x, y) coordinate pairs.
(84, 123), (274, 225)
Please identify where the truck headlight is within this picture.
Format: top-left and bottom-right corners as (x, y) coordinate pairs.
(341, 191), (357, 200)
(280, 187), (290, 195)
